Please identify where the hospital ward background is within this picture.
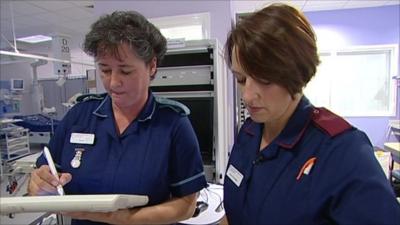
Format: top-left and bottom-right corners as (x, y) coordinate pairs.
(0, 0), (399, 224)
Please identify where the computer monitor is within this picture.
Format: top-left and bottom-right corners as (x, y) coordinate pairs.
(171, 97), (214, 164)
(11, 79), (24, 91)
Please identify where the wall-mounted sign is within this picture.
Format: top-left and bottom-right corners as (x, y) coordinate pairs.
(52, 35), (71, 75)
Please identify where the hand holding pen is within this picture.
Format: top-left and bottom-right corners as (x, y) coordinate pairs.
(27, 147), (72, 196)
(43, 146), (65, 195)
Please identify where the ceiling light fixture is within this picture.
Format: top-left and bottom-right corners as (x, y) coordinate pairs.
(0, 50), (94, 66)
(1, 2), (94, 67)
(17, 35), (52, 44)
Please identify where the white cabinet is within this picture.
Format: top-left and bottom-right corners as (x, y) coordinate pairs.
(152, 39), (235, 184)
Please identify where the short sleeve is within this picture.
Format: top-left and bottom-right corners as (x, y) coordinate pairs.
(168, 116), (207, 197)
(317, 131), (400, 224)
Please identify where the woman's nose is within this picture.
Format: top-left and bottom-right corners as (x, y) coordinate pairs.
(241, 79), (257, 103)
(109, 72), (122, 88)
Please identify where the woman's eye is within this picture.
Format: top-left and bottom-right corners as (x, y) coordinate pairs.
(236, 77), (246, 84)
(262, 80), (272, 86)
(121, 71), (132, 75)
(101, 70), (111, 75)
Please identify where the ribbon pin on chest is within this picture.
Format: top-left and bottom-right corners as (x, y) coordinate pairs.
(71, 148), (85, 168)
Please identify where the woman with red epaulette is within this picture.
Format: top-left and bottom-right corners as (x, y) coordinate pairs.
(222, 3), (400, 225)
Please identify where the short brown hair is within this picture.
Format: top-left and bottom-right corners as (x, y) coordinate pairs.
(226, 3), (320, 96)
(83, 11), (167, 80)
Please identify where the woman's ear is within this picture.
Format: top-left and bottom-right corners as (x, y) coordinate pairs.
(149, 57), (157, 76)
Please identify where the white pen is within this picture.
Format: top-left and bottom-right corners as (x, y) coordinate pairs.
(43, 146), (65, 196)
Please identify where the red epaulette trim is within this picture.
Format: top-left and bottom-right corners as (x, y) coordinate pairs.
(311, 107), (352, 137)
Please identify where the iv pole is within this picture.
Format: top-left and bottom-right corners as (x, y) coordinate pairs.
(30, 59), (47, 114)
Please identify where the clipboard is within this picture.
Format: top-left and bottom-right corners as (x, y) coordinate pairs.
(0, 194), (148, 214)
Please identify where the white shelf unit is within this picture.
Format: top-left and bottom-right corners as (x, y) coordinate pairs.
(387, 120), (400, 139)
(151, 39), (235, 184)
(1, 123), (30, 162)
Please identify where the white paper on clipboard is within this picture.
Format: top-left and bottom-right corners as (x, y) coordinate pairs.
(0, 194), (148, 214)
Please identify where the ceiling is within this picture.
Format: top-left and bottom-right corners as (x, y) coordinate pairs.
(232, 0), (399, 14)
(0, 0), (399, 51)
(0, 0), (96, 50)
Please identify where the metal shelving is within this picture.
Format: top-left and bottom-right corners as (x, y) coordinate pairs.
(0, 120), (30, 162)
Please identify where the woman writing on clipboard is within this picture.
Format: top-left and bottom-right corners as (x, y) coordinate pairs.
(28, 10), (207, 225)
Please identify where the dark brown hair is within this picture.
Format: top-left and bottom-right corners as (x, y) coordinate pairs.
(83, 11), (167, 79)
(226, 3), (320, 96)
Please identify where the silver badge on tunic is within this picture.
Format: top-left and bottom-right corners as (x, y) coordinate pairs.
(71, 148), (84, 168)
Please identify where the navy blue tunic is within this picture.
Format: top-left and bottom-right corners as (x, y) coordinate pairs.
(224, 96), (400, 225)
(37, 92), (207, 225)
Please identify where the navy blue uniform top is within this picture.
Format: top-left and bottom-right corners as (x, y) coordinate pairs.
(37, 91), (207, 225)
(224, 96), (400, 225)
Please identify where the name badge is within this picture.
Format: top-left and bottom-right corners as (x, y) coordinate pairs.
(70, 133), (95, 145)
(226, 164), (243, 187)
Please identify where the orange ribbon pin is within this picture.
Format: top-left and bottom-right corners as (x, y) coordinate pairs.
(296, 157), (317, 180)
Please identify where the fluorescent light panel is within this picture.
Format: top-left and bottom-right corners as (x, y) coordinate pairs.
(0, 50), (95, 67)
(17, 35), (52, 43)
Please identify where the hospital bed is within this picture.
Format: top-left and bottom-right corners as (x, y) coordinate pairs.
(13, 114), (60, 144)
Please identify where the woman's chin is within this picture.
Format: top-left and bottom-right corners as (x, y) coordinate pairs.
(111, 98), (127, 107)
(249, 114), (267, 123)
(111, 92), (124, 98)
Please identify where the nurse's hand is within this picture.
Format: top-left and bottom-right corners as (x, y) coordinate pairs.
(28, 165), (72, 196)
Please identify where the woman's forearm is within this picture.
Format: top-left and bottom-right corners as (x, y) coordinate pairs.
(66, 193), (198, 225)
(120, 193), (197, 224)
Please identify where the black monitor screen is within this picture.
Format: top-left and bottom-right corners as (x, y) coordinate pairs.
(171, 97), (214, 164)
(12, 79), (24, 90)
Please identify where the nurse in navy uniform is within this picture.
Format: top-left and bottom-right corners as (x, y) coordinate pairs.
(222, 3), (400, 225)
(28, 11), (207, 225)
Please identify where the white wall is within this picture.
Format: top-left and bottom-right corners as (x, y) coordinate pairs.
(1, 62), (35, 115)
(1, 38), (95, 115)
